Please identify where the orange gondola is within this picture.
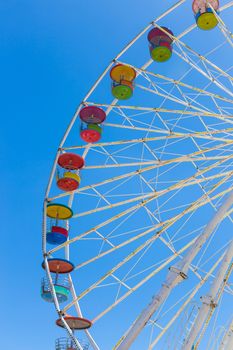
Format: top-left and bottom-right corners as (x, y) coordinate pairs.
(110, 64), (136, 100)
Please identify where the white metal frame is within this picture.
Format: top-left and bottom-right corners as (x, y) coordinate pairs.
(42, 1), (233, 349)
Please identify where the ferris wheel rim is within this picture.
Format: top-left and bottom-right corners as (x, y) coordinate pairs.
(42, 1), (233, 349)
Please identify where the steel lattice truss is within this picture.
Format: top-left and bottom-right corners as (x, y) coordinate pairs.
(43, 1), (233, 349)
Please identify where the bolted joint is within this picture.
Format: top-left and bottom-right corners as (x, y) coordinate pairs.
(200, 295), (217, 308)
(58, 310), (66, 317)
(169, 266), (188, 280)
(180, 271), (188, 280)
(44, 198), (49, 204)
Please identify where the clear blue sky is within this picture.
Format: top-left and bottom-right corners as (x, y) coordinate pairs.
(1, 1), (232, 349)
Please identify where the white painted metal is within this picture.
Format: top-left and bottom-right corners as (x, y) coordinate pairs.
(115, 191), (233, 350)
(220, 318), (233, 350)
(42, 1), (233, 348)
(182, 240), (233, 349)
(42, 2), (190, 347)
(148, 254), (225, 349)
(43, 259), (84, 350)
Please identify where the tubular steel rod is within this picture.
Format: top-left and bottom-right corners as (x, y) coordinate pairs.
(182, 240), (233, 349)
(115, 191), (233, 350)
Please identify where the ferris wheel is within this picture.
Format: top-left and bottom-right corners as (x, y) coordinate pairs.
(41, 1), (233, 349)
